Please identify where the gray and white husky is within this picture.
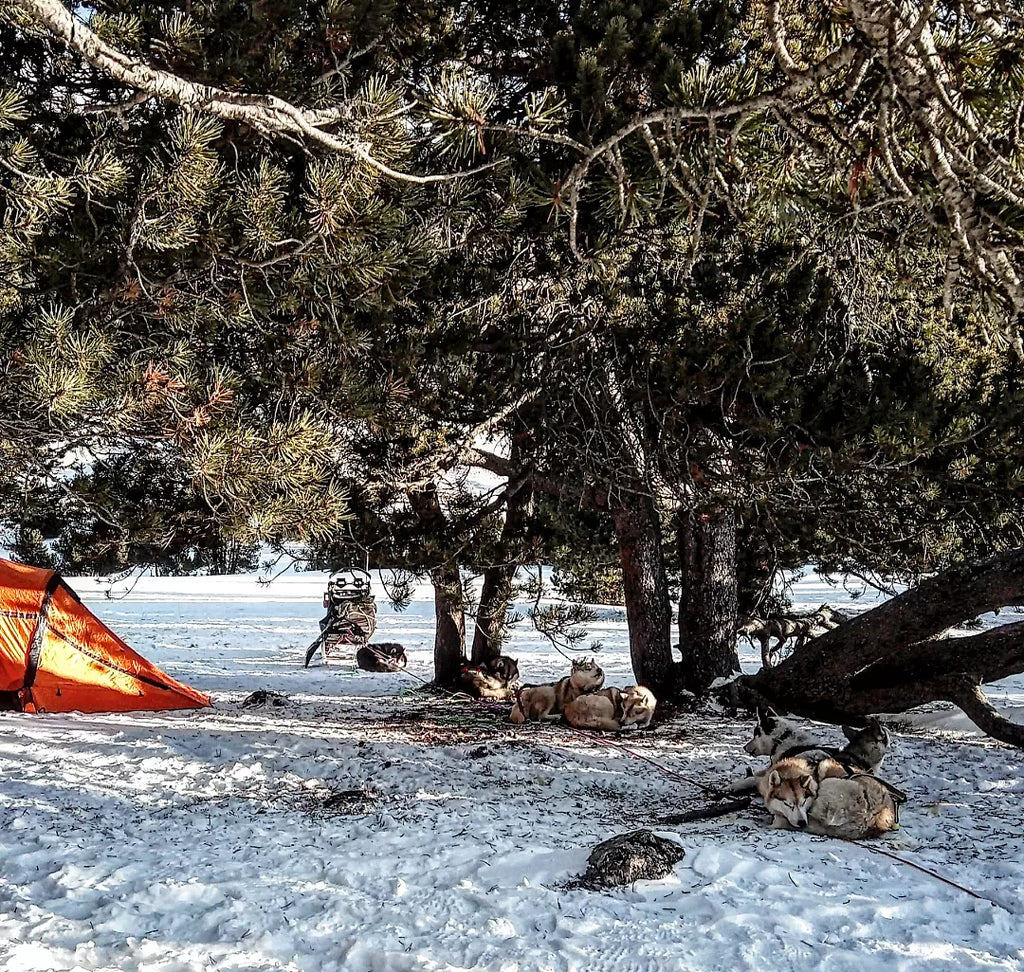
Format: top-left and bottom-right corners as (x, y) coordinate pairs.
(727, 708), (890, 795)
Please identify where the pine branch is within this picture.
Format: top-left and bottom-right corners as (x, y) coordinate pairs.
(12, 0), (502, 186)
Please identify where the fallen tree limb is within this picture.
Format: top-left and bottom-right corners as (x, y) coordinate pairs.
(734, 548), (1024, 748)
(944, 679), (1024, 748)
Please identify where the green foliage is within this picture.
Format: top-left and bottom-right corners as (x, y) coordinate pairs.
(2, 0), (1023, 610)
(0, 0), (460, 567)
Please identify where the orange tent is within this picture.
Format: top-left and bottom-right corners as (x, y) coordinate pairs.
(0, 558), (211, 714)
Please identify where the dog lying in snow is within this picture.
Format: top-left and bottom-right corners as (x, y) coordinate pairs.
(458, 655), (520, 700)
(563, 685), (657, 731)
(620, 685), (657, 728)
(726, 708), (890, 795)
(758, 756), (903, 838)
(356, 642), (407, 672)
(509, 658), (604, 723)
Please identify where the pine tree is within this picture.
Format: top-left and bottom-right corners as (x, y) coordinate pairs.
(0, 1), (464, 564)
(7, 0), (1024, 721)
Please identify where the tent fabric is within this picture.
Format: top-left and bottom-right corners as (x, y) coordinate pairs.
(0, 558), (210, 714)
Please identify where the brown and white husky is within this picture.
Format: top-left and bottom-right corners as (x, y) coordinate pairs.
(758, 756), (901, 839)
(563, 686), (624, 731)
(508, 658), (604, 723)
(563, 684), (657, 731)
(620, 685), (657, 728)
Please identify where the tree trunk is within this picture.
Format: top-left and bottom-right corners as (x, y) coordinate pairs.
(430, 566), (466, 687)
(612, 495), (674, 698)
(470, 478), (532, 665)
(677, 509), (741, 694)
(470, 568), (513, 665)
(735, 547), (1024, 747)
(408, 483), (465, 687)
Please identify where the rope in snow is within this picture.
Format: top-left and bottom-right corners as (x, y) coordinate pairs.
(569, 723), (1010, 908)
(304, 649), (1012, 909)
(559, 723), (722, 796)
(394, 681), (723, 796)
(848, 841), (1009, 911)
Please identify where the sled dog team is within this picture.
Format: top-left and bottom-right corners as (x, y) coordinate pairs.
(460, 656), (657, 732)
(734, 708), (905, 839)
(460, 655), (904, 839)
(509, 657), (657, 731)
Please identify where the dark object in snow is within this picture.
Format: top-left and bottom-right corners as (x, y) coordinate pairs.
(458, 655), (520, 700)
(304, 569), (377, 667)
(312, 786), (380, 817)
(241, 690), (292, 708)
(657, 797), (752, 824)
(575, 829), (685, 890)
(356, 642), (408, 672)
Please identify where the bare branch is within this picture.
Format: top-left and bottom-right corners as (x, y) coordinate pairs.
(12, 0), (501, 186)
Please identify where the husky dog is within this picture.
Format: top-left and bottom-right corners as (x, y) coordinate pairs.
(728, 709), (890, 794)
(509, 658), (604, 724)
(620, 685), (657, 728)
(563, 683), (657, 731)
(759, 757), (901, 838)
(458, 655), (520, 700)
(839, 717), (890, 774)
(356, 642), (407, 672)
(564, 686), (625, 731)
(757, 756), (819, 830)
(742, 707), (820, 761)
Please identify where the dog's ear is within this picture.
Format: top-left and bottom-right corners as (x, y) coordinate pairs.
(816, 758), (843, 781)
(841, 724), (858, 741)
(768, 770), (781, 787)
(758, 707), (777, 731)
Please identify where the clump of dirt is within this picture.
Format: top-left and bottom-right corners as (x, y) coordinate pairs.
(307, 785), (382, 818)
(241, 690), (293, 709)
(570, 829), (686, 890)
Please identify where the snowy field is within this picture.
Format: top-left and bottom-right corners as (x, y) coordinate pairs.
(1, 569), (1023, 972)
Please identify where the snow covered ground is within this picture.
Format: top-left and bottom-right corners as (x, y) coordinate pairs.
(1, 569), (1023, 972)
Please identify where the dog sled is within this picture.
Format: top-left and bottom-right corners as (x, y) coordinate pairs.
(303, 568), (378, 667)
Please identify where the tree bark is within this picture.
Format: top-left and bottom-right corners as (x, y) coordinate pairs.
(470, 567), (513, 665)
(470, 479), (532, 665)
(430, 566), (467, 687)
(408, 484), (466, 686)
(735, 547), (1024, 747)
(677, 509), (741, 694)
(612, 495), (674, 698)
